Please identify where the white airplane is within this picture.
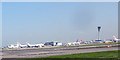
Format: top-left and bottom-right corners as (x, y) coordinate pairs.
(7, 42), (44, 48)
(17, 42), (27, 48)
(26, 42), (44, 48)
(7, 42), (28, 49)
(103, 40), (113, 43)
(113, 35), (120, 42)
(66, 40), (81, 46)
(7, 43), (19, 49)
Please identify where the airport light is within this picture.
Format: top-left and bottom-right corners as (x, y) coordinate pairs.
(97, 26), (101, 40)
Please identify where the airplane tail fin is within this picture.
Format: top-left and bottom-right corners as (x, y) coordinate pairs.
(113, 35), (118, 40)
(26, 42), (30, 45)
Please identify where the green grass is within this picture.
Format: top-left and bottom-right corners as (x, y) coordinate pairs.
(46, 50), (119, 58)
(4, 50), (119, 60)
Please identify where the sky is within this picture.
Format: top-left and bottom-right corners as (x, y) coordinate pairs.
(1, 0), (120, 2)
(2, 2), (118, 47)
(0, 3), (2, 47)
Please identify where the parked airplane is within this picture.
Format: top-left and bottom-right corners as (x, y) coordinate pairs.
(17, 42), (27, 48)
(113, 35), (120, 42)
(7, 42), (44, 49)
(26, 42), (44, 48)
(7, 43), (20, 49)
(103, 40), (113, 43)
(66, 40), (81, 46)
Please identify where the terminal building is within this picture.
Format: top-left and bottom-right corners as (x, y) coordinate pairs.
(95, 40), (104, 43)
(44, 41), (63, 46)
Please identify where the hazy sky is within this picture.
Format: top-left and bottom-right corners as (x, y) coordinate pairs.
(0, 3), (2, 47)
(1, 0), (119, 2)
(2, 2), (118, 47)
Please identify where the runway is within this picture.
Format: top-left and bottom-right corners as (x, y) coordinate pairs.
(2, 46), (119, 58)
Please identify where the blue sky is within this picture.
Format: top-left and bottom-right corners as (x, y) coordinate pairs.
(1, 0), (119, 2)
(2, 2), (118, 47)
(0, 3), (2, 47)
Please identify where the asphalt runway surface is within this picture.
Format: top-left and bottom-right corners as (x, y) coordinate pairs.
(1, 46), (119, 58)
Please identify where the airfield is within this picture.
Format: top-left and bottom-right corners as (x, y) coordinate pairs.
(1, 44), (119, 58)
